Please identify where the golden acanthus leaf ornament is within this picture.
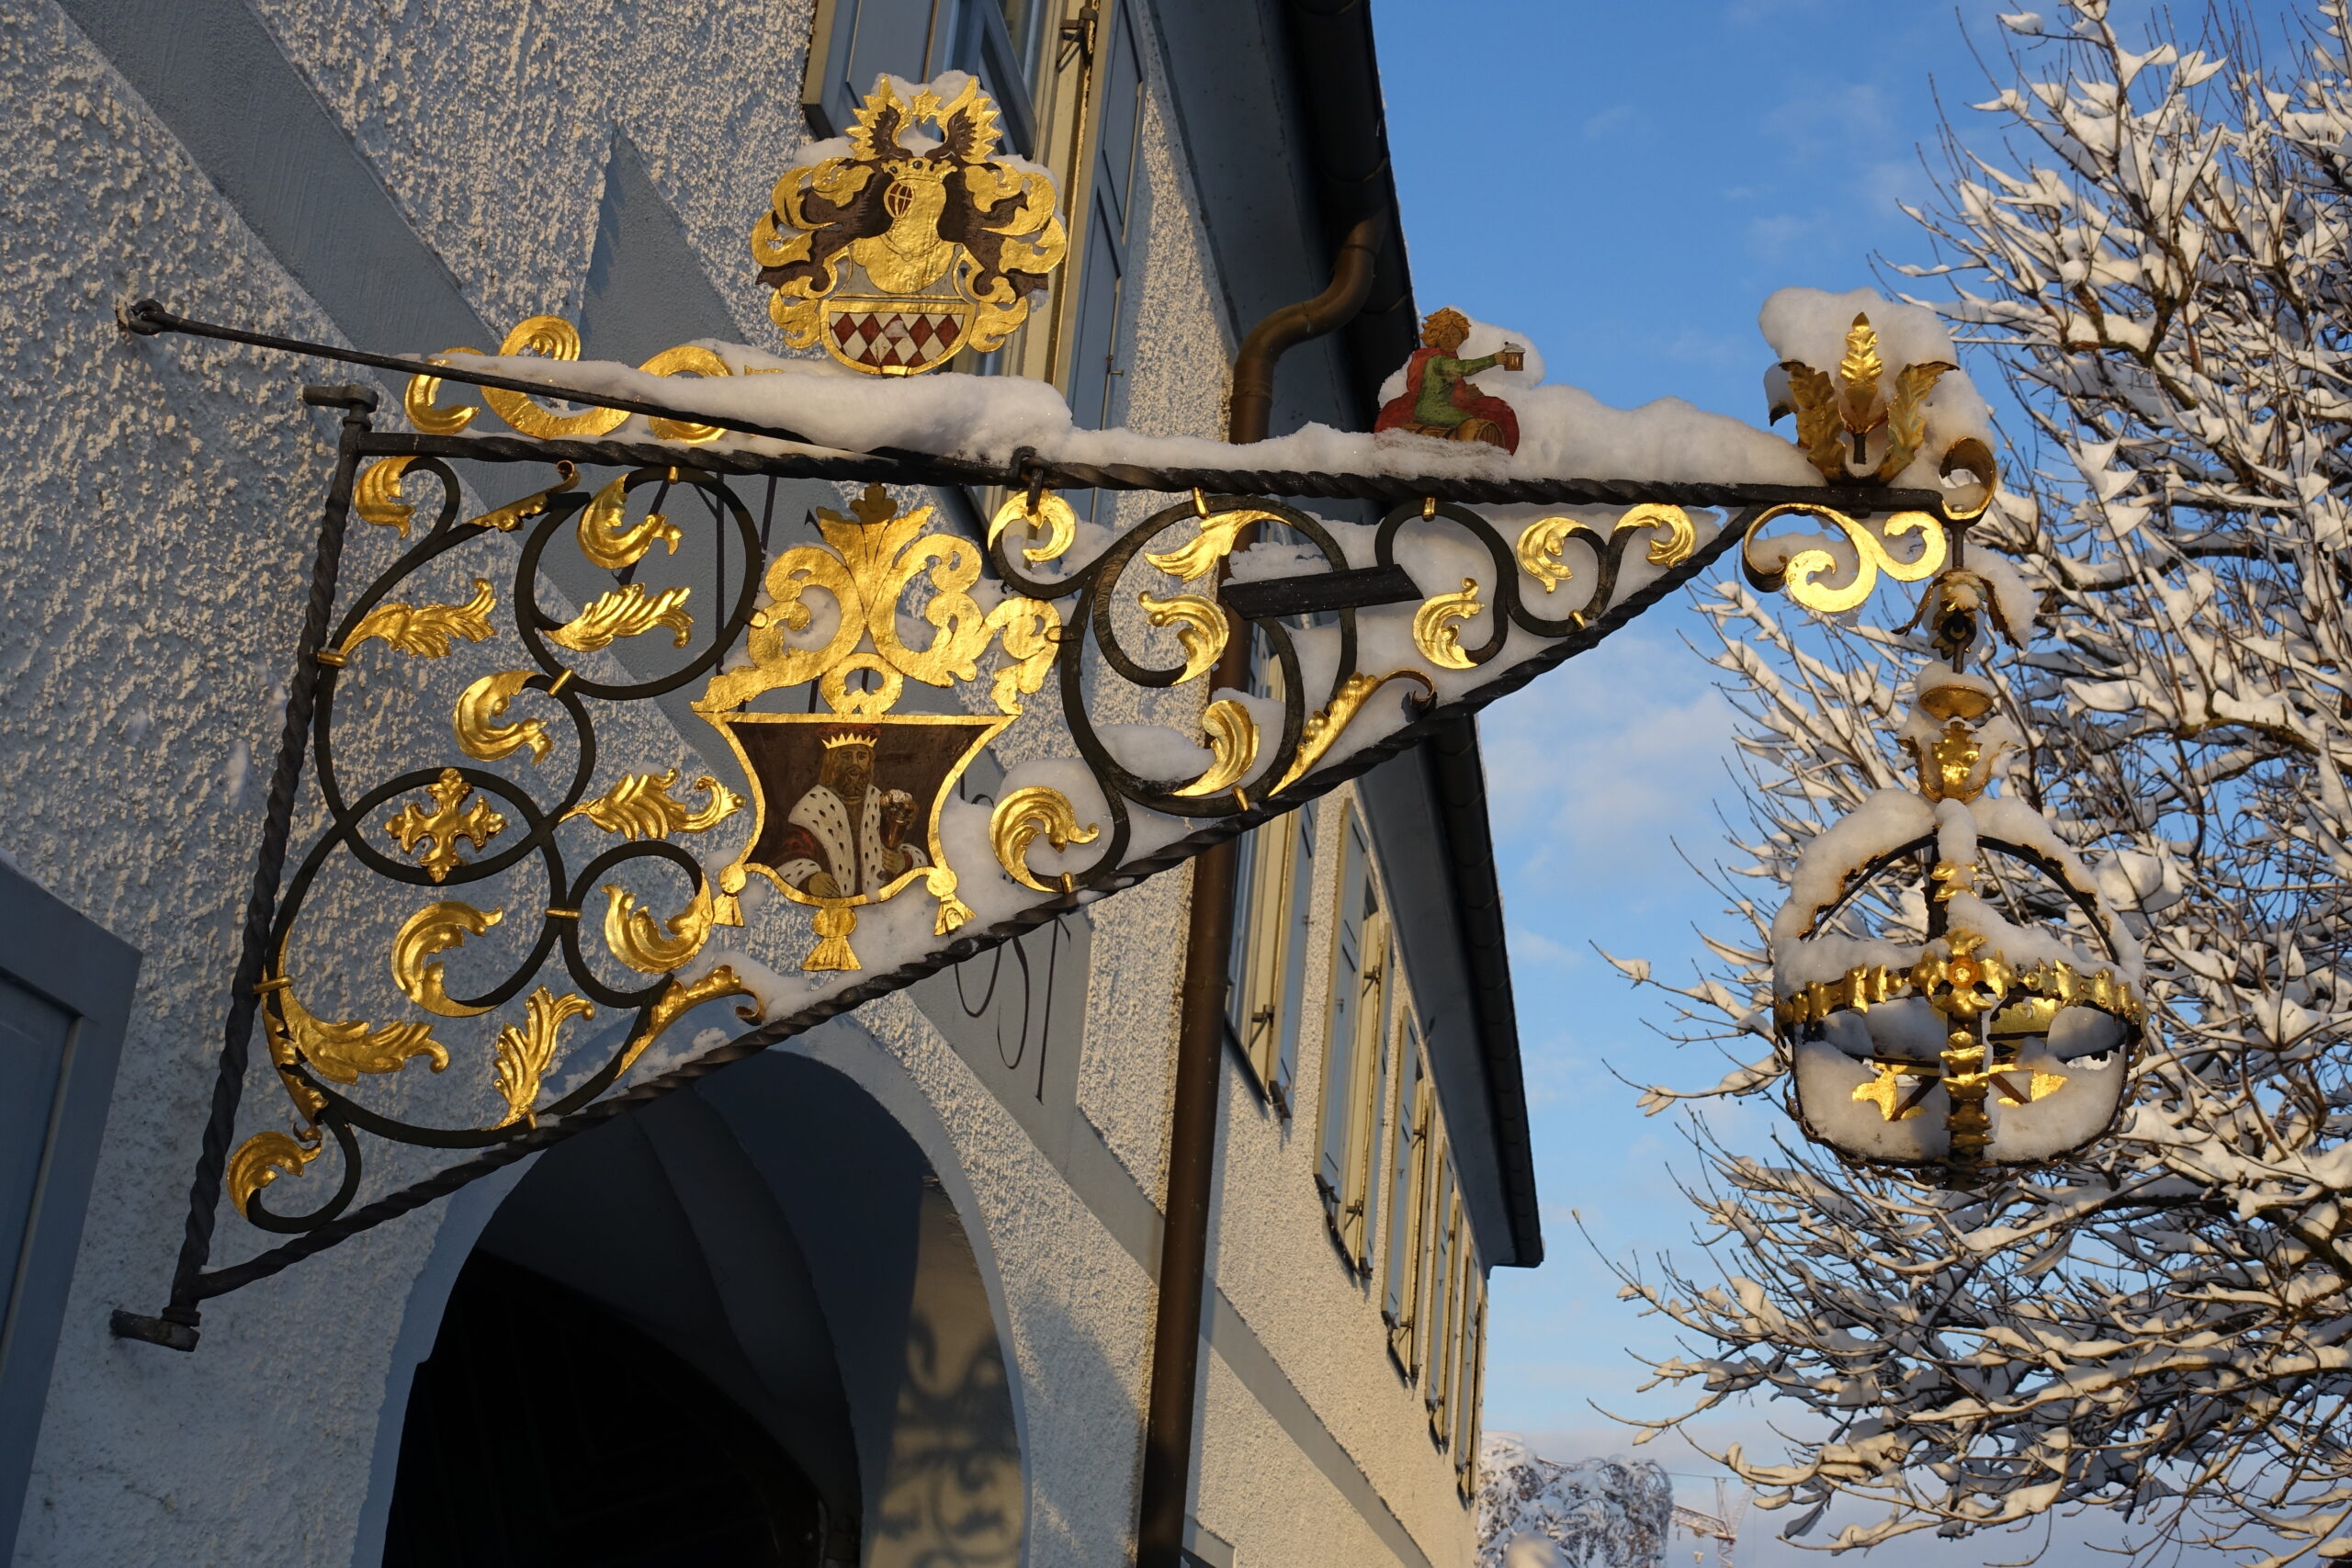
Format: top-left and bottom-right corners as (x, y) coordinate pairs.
(547, 583), (693, 652)
(340, 579), (497, 660)
(391, 900), (503, 1017)
(492, 988), (594, 1129)
(453, 672), (553, 764)
(563, 771), (743, 840)
(989, 787), (1102, 893)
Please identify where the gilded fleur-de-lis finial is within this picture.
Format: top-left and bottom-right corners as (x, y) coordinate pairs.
(385, 768), (505, 883)
(1770, 311), (1957, 485)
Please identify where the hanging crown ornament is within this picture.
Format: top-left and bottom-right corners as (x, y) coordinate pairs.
(751, 73), (1069, 374)
(1770, 550), (2147, 1181)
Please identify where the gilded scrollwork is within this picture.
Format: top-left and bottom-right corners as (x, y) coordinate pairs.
(546, 583), (694, 652)
(1136, 592), (1227, 686)
(601, 884), (716, 975)
(1412, 579), (1485, 671)
(227, 1129), (322, 1217)
(563, 771), (742, 840)
(403, 317), (735, 442)
(355, 457), (420, 533)
(223, 365), (1982, 1247)
(340, 579), (497, 660)
(453, 672), (554, 763)
(575, 472), (684, 571)
(264, 976), (448, 1085)
(491, 988), (594, 1129)
(1170, 699), (1260, 799)
(989, 787), (1102, 893)
(1741, 504), (1948, 615)
(391, 900), (503, 1017)
(1272, 671), (1436, 795)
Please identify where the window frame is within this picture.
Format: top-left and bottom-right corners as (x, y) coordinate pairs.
(1313, 806), (1373, 1247)
(1381, 1032), (1429, 1374)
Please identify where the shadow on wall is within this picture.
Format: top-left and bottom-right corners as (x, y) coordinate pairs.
(377, 1049), (1024, 1568)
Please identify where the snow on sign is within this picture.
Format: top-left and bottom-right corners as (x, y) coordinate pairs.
(111, 73), (2003, 1348)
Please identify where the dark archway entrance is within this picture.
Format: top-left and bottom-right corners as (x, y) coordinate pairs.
(382, 1251), (827, 1567)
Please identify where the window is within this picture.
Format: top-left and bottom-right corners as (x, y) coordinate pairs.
(1225, 802), (1315, 1113)
(1060, 0), (1143, 520)
(1454, 1274), (1488, 1495)
(946, 0), (1049, 154)
(1422, 1168), (1459, 1439)
(1381, 1034), (1428, 1371)
(802, 0), (947, 141)
(0, 863), (138, 1561)
(1315, 807), (1388, 1270)
(803, 0), (1048, 156)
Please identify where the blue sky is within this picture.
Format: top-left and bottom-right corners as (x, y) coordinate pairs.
(1373, 3), (2266, 1562)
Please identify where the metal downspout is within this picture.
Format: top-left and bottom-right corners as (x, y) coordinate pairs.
(1134, 211), (1385, 1568)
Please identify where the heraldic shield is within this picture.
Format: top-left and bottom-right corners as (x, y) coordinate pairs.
(694, 484), (1057, 970)
(750, 73), (1069, 375)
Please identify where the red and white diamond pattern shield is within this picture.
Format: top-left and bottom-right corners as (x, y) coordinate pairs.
(829, 308), (967, 371)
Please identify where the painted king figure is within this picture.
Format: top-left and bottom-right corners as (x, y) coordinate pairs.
(774, 727), (929, 899)
(1374, 306), (1524, 454)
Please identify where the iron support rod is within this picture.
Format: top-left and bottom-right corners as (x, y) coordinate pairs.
(112, 386), (379, 1352)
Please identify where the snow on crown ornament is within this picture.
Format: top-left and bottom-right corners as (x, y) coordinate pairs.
(750, 73), (1069, 375)
(1770, 558), (2148, 1180)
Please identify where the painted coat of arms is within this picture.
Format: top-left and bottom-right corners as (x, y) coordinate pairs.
(695, 484), (1060, 969)
(751, 74), (1069, 374)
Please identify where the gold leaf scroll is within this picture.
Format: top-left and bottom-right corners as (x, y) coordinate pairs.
(602, 885), (716, 975)
(1272, 671), (1436, 795)
(410, 321), (732, 443)
(989, 787), (1102, 892)
(491, 987), (594, 1128)
(1412, 579), (1485, 671)
(340, 579), (497, 660)
(547, 583), (693, 651)
(356, 457), (419, 534)
(618, 966), (760, 1075)
(988, 491), (1077, 565)
(564, 771), (742, 840)
(1144, 501), (1285, 583)
(392, 900), (503, 1017)
(576, 473), (684, 571)
(471, 465), (579, 533)
(1741, 505), (1949, 616)
(984, 597), (1061, 716)
(1170, 699), (1260, 799)
(1514, 505), (1694, 596)
(455, 671), (553, 763)
(227, 1129), (321, 1216)
(266, 981), (448, 1084)
(1136, 592), (1227, 686)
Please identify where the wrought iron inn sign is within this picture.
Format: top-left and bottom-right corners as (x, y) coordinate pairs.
(107, 76), (2132, 1351)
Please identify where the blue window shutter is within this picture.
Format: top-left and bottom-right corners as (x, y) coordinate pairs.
(805, 0), (944, 139)
(0, 863), (138, 1561)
